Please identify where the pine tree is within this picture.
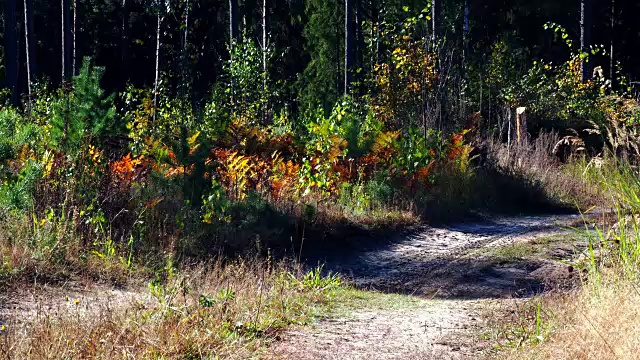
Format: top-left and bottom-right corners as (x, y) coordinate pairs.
(302, 0), (344, 111)
(51, 58), (117, 152)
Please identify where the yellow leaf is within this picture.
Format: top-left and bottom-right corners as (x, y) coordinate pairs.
(187, 131), (201, 147)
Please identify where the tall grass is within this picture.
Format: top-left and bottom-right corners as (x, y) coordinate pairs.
(504, 160), (640, 359)
(484, 134), (606, 209)
(594, 160), (640, 279)
(0, 194), (345, 358)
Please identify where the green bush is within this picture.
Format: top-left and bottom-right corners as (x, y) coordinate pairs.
(50, 58), (118, 153)
(0, 160), (43, 211)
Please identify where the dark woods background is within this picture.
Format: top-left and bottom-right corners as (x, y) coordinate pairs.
(2, 0), (639, 114)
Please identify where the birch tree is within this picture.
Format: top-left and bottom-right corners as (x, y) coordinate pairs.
(344, 0), (354, 94)
(180, 0), (190, 97)
(24, 0), (34, 101)
(72, 0), (77, 75)
(62, 0), (72, 82)
(153, 0), (169, 121)
(229, 0), (238, 46)
(580, 0), (592, 82)
(5, 0), (19, 105)
(609, 0), (615, 81)
(262, 0), (267, 92)
(121, 0), (130, 86)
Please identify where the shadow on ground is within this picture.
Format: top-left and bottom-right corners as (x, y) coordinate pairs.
(302, 214), (585, 300)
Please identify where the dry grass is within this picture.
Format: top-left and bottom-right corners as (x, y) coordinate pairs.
(0, 207), (343, 359)
(485, 133), (606, 208)
(498, 273), (640, 360)
(494, 166), (640, 360)
(0, 258), (341, 359)
(0, 210), (135, 286)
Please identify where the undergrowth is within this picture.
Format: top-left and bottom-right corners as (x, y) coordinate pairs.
(494, 160), (640, 359)
(0, 259), (343, 358)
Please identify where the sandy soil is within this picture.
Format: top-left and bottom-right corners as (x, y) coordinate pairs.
(0, 214), (588, 359)
(0, 281), (152, 327)
(266, 214), (586, 359)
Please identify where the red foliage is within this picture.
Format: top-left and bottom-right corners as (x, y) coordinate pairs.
(109, 153), (150, 188)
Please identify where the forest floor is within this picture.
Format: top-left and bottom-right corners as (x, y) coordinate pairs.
(265, 214), (589, 359)
(0, 214), (590, 359)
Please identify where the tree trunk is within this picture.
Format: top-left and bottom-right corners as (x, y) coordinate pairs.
(181, 0), (190, 97)
(184, 0), (189, 52)
(72, 0), (77, 75)
(62, 0), (72, 82)
(372, 0), (380, 69)
(609, 0), (615, 82)
(4, 0), (19, 105)
(344, 0), (355, 95)
(23, 0), (33, 101)
(27, 0), (36, 78)
(262, 0), (267, 92)
(121, 0), (129, 86)
(516, 107), (527, 145)
(580, 0), (592, 82)
(261, 0), (268, 122)
(153, 11), (161, 122)
(354, 0), (363, 91)
(462, 0), (469, 71)
(229, 0), (238, 107)
(336, 10), (341, 96)
(229, 0), (238, 45)
(431, 0), (440, 41)
(431, 0), (445, 130)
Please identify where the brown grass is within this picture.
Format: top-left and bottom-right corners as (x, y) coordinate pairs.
(0, 210), (136, 286)
(0, 258), (340, 359)
(485, 133), (606, 208)
(0, 206), (343, 358)
(498, 272), (640, 360)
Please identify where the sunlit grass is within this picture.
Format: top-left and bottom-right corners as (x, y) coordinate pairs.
(498, 160), (640, 359)
(0, 259), (344, 358)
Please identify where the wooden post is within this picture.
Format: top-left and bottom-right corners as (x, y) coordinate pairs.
(507, 107), (512, 147)
(516, 107), (527, 145)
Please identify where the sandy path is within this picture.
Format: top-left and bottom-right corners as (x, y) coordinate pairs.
(0, 281), (152, 327)
(267, 214), (584, 359)
(267, 299), (496, 360)
(0, 214), (586, 359)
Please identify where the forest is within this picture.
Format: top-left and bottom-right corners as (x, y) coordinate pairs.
(1, 0), (640, 358)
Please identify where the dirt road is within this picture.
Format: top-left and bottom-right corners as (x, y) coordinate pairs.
(267, 214), (586, 359)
